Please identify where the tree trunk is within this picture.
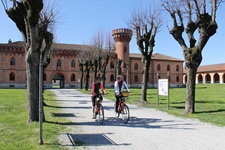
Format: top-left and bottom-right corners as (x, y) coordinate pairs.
(183, 47), (202, 113)
(185, 66), (197, 113)
(85, 69), (90, 91)
(80, 72), (84, 89)
(26, 49), (40, 122)
(140, 59), (150, 103)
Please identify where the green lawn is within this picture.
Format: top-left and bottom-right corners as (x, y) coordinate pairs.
(0, 89), (67, 150)
(82, 84), (225, 126)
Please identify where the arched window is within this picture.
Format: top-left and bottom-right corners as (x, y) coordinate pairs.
(110, 61), (114, 68)
(110, 74), (114, 81)
(10, 72), (15, 81)
(167, 65), (170, 71)
(71, 74), (75, 81)
(157, 64), (160, 71)
(71, 60), (75, 67)
(134, 63), (138, 70)
(43, 73), (46, 81)
(176, 65), (179, 71)
(134, 75), (138, 82)
(176, 76), (179, 82)
(56, 59), (61, 70)
(10, 57), (15, 66)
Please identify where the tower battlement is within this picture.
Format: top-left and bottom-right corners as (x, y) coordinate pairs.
(112, 28), (133, 42)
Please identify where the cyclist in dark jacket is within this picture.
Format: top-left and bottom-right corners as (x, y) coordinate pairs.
(91, 77), (106, 119)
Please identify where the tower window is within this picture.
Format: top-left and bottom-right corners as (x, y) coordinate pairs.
(10, 57), (15, 66)
(134, 63), (138, 70)
(71, 60), (75, 67)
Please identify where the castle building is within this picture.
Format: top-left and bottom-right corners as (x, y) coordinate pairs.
(0, 28), (184, 88)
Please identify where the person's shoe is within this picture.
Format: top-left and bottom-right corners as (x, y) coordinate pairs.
(92, 115), (96, 119)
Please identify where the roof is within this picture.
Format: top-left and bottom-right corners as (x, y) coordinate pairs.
(197, 63), (225, 73)
(0, 41), (25, 47)
(130, 53), (183, 62)
(183, 63), (225, 74)
(52, 43), (92, 50)
(0, 41), (183, 62)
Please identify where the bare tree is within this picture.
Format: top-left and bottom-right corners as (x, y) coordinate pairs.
(100, 31), (115, 87)
(90, 30), (115, 87)
(127, 3), (162, 103)
(90, 30), (104, 79)
(1, 0), (55, 122)
(77, 46), (95, 91)
(161, 0), (223, 113)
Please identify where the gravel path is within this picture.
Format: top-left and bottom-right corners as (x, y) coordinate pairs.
(49, 89), (225, 150)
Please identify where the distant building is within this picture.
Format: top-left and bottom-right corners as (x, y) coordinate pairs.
(0, 28), (184, 88)
(183, 63), (225, 84)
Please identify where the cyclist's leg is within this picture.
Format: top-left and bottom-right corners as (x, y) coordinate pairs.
(91, 96), (96, 119)
(115, 94), (120, 112)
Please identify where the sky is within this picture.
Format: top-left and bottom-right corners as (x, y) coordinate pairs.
(0, 0), (225, 66)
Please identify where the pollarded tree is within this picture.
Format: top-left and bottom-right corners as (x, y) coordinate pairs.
(127, 3), (162, 103)
(1, 0), (54, 122)
(161, 0), (223, 113)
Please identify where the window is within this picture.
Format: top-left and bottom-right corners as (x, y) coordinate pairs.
(157, 64), (160, 71)
(176, 76), (179, 82)
(134, 75), (138, 82)
(71, 60), (75, 67)
(134, 63), (138, 70)
(71, 74), (75, 81)
(124, 46), (127, 53)
(167, 65), (170, 71)
(10, 72), (15, 81)
(56, 59), (61, 70)
(10, 57), (15, 66)
(110, 74), (114, 81)
(110, 61), (114, 68)
(176, 65), (179, 71)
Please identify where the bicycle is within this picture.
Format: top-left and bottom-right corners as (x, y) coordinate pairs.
(114, 91), (130, 123)
(94, 93), (105, 125)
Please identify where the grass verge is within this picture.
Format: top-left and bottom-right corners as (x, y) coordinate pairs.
(0, 89), (67, 150)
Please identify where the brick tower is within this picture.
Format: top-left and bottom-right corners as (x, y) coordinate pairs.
(112, 28), (133, 82)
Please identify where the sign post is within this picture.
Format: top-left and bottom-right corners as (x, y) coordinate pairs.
(158, 79), (170, 109)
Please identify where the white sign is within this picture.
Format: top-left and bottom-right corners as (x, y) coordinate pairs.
(158, 79), (168, 96)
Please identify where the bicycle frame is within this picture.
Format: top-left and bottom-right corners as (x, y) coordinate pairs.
(94, 93), (105, 124)
(115, 95), (130, 123)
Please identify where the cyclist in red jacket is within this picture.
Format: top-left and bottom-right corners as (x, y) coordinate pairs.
(91, 77), (106, 119)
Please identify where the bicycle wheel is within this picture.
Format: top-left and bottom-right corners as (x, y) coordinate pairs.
(98, 105), (104, 124)
(121, 104), (129, 123)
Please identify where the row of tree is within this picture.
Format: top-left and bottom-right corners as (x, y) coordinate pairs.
(1, 0), (223, 123)
(77, 31), (115, 91)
